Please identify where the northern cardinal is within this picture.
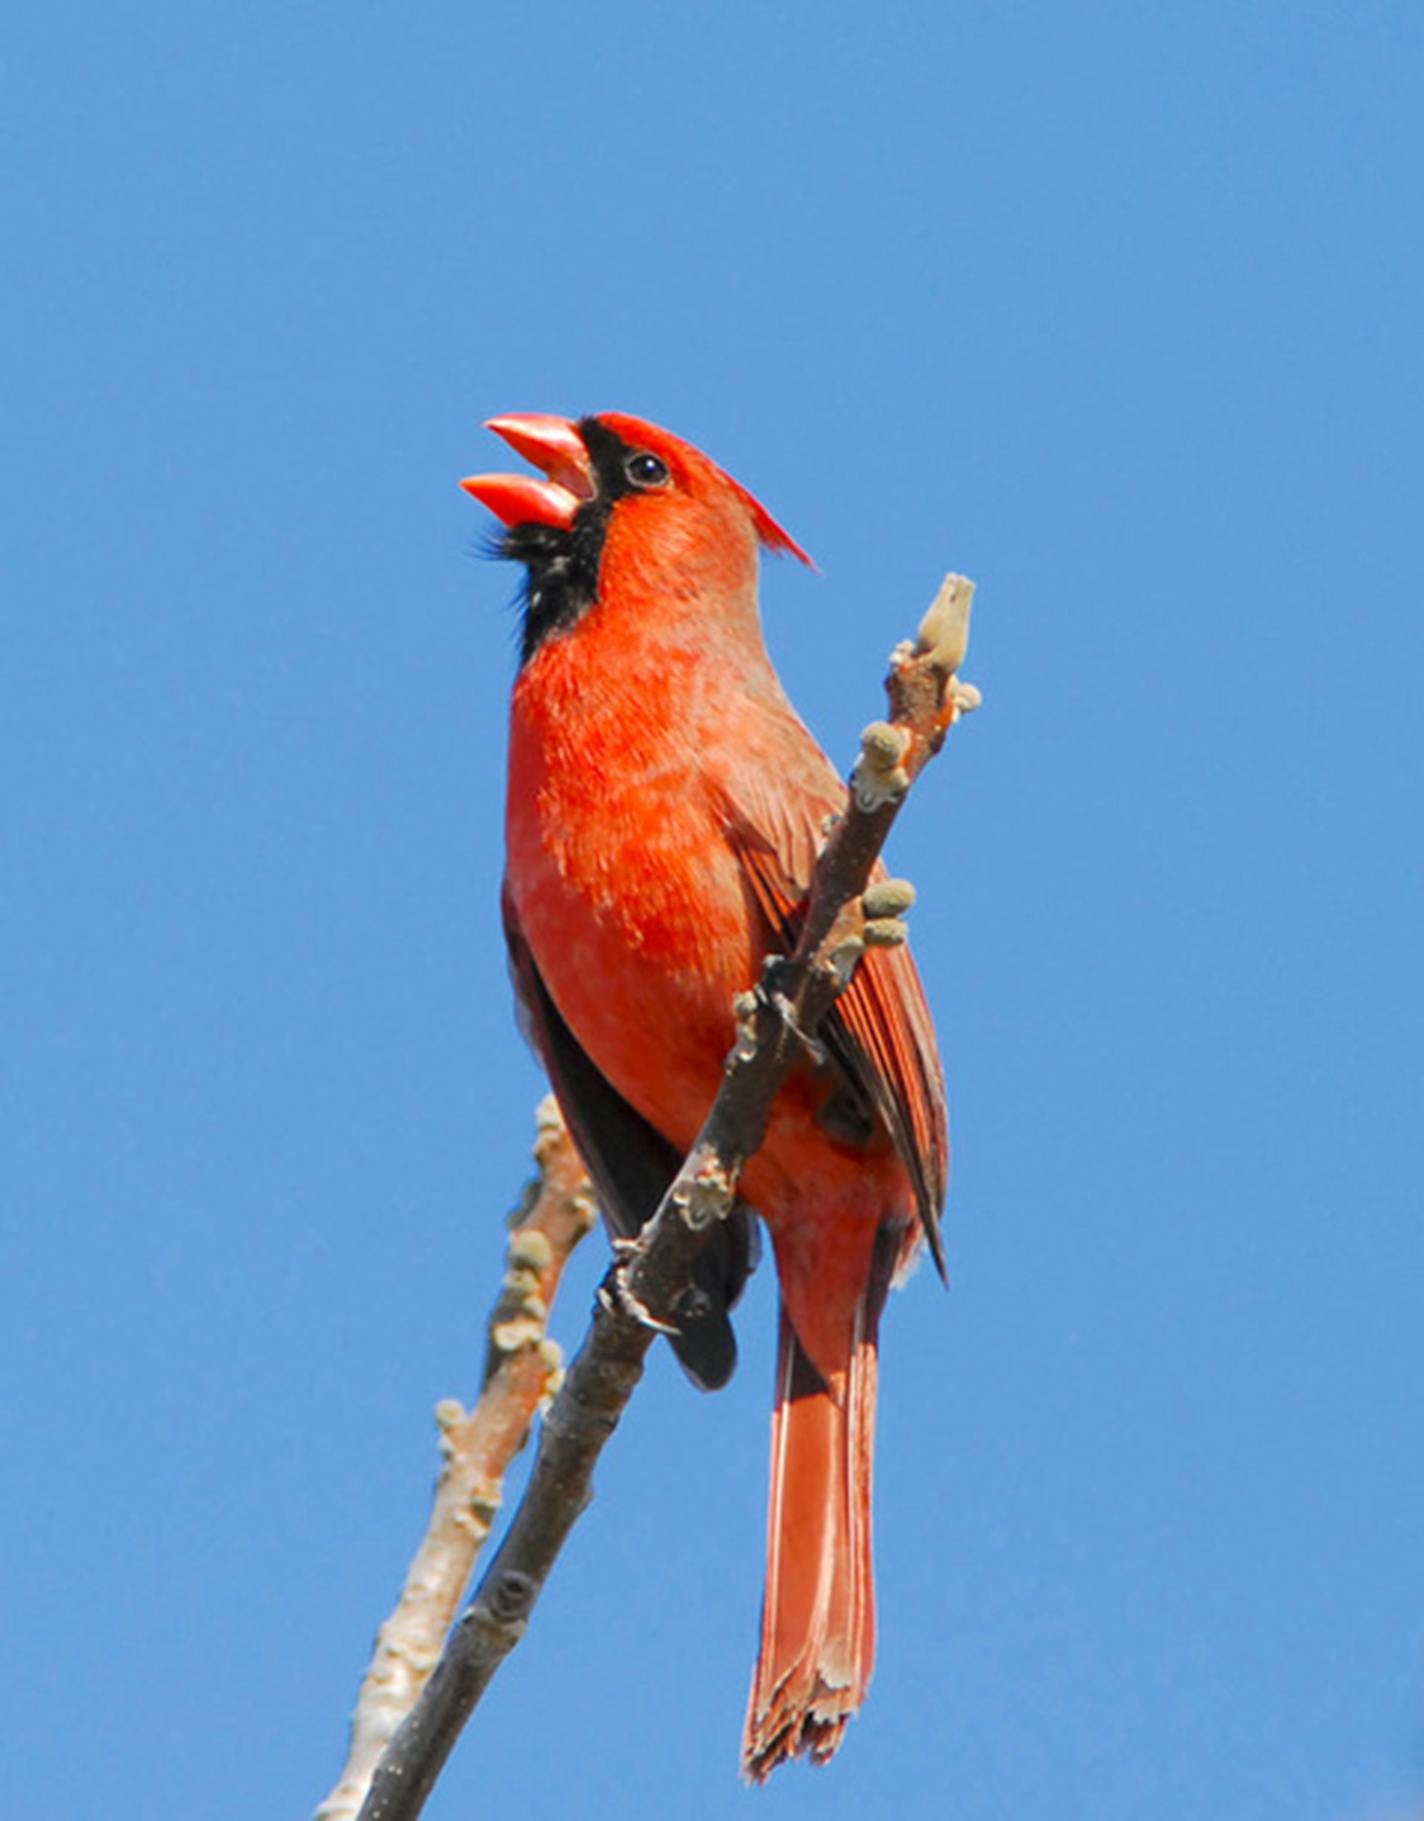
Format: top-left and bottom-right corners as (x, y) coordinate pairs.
(463, 413), (947, 1779)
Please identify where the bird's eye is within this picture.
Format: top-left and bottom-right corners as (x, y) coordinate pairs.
(624, 450), (670, 489)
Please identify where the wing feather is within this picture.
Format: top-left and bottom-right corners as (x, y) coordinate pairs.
(721, 786), (948, 1275)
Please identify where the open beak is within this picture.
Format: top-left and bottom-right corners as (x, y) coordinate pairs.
(460, 413), (596, 530)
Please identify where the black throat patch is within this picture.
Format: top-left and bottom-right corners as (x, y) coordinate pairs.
(499, 419), (637, 666)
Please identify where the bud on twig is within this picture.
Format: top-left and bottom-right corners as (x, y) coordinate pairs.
(916, 573), (975, 676)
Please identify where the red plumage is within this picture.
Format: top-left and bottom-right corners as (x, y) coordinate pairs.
(465, 412), (947, 1778)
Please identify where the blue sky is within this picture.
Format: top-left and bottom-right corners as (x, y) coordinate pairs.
(3, 4), (1421, 1817)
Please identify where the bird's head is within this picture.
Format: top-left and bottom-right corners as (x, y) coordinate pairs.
(463, 412), (813, 664)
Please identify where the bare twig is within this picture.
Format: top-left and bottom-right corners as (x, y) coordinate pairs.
(316, 1101), (596, 1821)
(356, 575), (980, 1821)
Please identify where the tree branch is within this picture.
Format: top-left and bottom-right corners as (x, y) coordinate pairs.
(355, 575), (980, 1821)
(316, 1101), (596, 1821)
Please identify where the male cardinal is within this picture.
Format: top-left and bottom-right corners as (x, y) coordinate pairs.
(463, 412), (947, 1779)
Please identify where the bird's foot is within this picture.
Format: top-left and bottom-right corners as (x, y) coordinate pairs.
(759, 958), (827, 1064)
(597, 1255), (680, 1336)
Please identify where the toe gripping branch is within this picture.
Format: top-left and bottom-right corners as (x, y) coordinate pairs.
(597, 1238), (681, 1336)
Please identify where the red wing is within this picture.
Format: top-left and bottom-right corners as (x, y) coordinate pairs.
(722, 790), (949, 1276)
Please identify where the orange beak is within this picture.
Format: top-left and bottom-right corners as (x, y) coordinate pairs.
(461, 413), (596, 530)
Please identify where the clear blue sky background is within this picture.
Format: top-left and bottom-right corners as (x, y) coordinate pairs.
(3, 5), (1421, 1817)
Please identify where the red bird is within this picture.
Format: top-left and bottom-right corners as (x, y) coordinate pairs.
(463, 412), (947, 1779)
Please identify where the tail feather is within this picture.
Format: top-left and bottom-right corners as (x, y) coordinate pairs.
(741, 1292), (881, 1781)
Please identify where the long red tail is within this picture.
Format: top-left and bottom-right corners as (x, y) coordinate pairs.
(741, 1292), (882, 1781)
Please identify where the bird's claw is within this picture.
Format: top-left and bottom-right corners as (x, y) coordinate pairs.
(759, 960), (826, 1064)
(598, 1261), (680, 1336)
